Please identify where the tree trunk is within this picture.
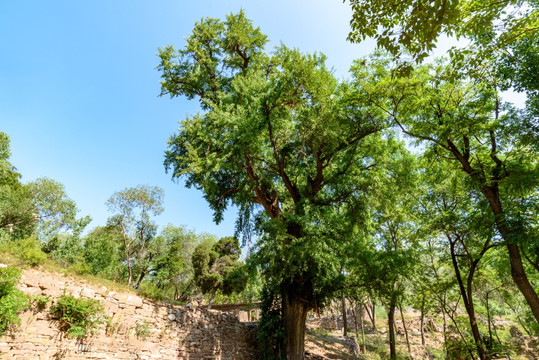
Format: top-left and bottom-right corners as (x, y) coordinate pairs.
(342, 294), (348, 337)
(120, 221), (133, 287)
(486, 292), (493, 351)
(352, 304), (358, 332)
(445, 302), (477, 360)
(505, 242), (539, 323)
(400, 306), (412, 356)
(359, 302), (366, 353)
(442, 306), (447, 345)
(482, 187), (539, 323)
(372, 300), (376, 330)
(283, 291), (310, 360)
(126, 258), (133, 286)
(450, 240), (489, 360)
(135, 268), (147, 288)
(207, 288), (216, 310)
(388, 299), (397, 360)
(420, 298), (425, 347)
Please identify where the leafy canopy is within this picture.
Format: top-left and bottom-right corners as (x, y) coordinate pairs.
(346, 0), (539, 63)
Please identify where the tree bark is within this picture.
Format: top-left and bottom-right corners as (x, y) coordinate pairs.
(449, 240), (489, 360)
(207, 288), (216, 310)
(342, 294), (348, 337)
(135, 269), (146, 289)
(283, 291), (310, 360)
(352, 304), (358, 332)
(420, 298), (425, 346)
(482, 186), (539, 323)
(388, 297), (397, 360)
(400, 306), (412, 356)
(359, 302), (366, 353)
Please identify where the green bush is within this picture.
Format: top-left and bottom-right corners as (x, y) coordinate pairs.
(50, 291), (106, 338)
(139, 282), (165, 301)
(15, 237), (47, 266)
(361, 335), (389, 360)
(0, 229), (11, 251)
(31, 294), (50, 312)
(0, 266), (29, 335)
(68, 261), (91, 276)
(445, 336), (475, 360)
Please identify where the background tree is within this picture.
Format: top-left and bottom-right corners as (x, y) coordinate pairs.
(0, 132), (35, 239)
(421, 162), (501, 359)
(82, 225), (124, 280)
(192, 236), (247, 308)
(106, 185), (164, 286)
(26, 178), (78, 243)
(351, 145), (418, 359)
(147, 225), (199, 301)
(352, 54), (539, 324)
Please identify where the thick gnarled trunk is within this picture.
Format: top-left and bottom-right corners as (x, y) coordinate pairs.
(283, 291), (310, 360)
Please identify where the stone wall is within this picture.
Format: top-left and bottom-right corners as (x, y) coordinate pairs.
(0, 267), (258, 360)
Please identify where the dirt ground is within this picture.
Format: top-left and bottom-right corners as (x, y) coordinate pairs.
(304, 312), (539, 360)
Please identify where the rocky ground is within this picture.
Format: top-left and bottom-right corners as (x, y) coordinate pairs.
(304, 313), (539, 360)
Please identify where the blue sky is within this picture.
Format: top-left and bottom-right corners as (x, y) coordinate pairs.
(0, 0), (376, 237)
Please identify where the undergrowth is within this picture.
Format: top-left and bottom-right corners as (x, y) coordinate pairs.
(50, 290), (106, 338)
(0, 266), (29, 335)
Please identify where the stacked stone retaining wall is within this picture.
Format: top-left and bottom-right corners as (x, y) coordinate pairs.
(0, 267), (258, 359)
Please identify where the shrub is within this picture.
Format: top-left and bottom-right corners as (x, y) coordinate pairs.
(50, 291), (106, 338)
(0, 267), (29, 335)
(139, 282), (165, 301)
(68, 261), (91, 276)
(31, 294), (50, 312)
(445, 336), (475, 360)
(135, 320), (151, 340)
(15, 237), (47, 266)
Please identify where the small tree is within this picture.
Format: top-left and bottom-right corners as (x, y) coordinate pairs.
(0, 132), (35, 239)
(192, 236), (247, 308)
(106, 185), (164, 286)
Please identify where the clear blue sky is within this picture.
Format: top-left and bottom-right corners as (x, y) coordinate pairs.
(0, 0), (376, 237)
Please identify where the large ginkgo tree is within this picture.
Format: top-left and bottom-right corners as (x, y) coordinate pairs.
(158, 11), (391, 359)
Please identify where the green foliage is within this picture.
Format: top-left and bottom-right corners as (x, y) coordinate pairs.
(497, 31), (539, 117)
(192, 236), (247, 304)
(106, 185), (164, 286)
(50, 291), (106, 338)
(31, 294), (50, 312)
(0, 132), (36, 239)
(147, 225), (199, 302)
(82, 225), (123, 279)
(105, 315), (124, 336)
(26, 177), (80, 243)
(0, 267), (29, 335)
(346, 0), (539, 64)
(257, 284), (285, 360)
(15, 237), (47, 266)
(364, 335), (389, 360)
(135, 320), (151, 340)
(445, 336), (475, 360)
